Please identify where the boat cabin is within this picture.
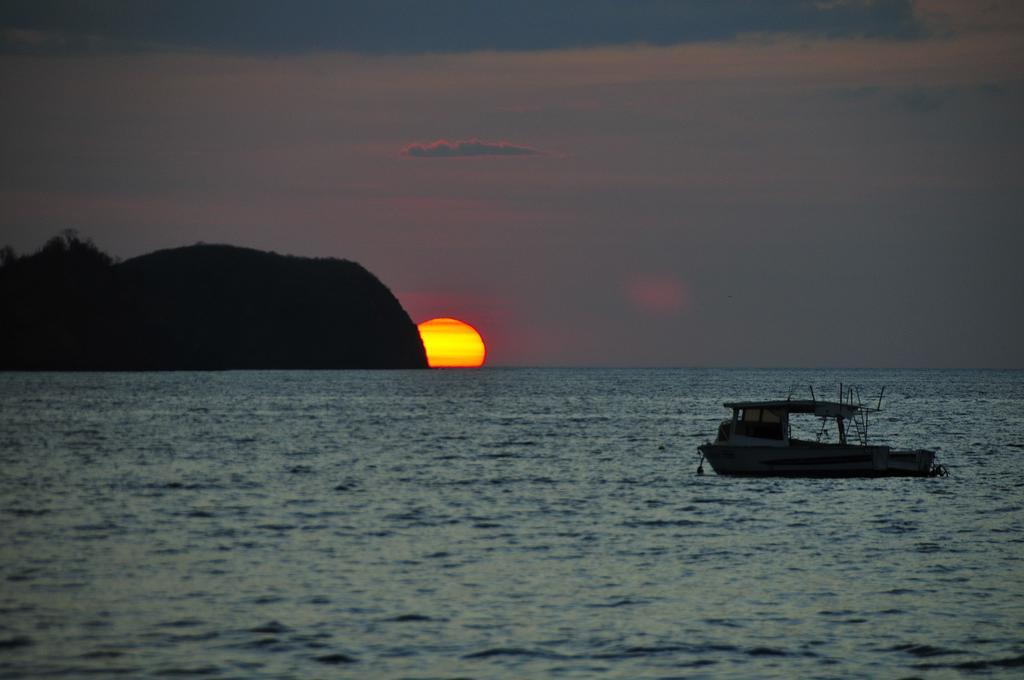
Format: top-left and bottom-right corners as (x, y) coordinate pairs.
(716, 400), (868, 447)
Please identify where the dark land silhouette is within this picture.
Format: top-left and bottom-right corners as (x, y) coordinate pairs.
(0, 232), (428, 370)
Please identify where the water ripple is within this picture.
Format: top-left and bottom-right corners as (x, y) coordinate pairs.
(1, 368), (1022, 678)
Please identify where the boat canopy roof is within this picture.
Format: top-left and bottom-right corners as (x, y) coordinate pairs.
(722, 399), (870, 419)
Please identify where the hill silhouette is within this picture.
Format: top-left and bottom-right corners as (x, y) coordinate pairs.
(0, 232), (428, 370)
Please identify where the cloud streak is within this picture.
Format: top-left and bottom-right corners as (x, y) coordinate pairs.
(402, 139), (542, 158)
(0, 0), (924, 55)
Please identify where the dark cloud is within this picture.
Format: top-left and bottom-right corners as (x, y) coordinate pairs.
(977, 83), (1008, 97)
(832, 84), (1007, 113)
(402, 139), (542, 158)
(0, 0), (924, 56)
(895, 88), (948, 113)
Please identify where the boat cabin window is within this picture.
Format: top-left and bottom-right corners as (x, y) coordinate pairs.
(739, 408), (782, 423)
(735, 407), (785, 440)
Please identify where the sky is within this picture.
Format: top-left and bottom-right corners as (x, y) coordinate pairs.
(1, 1), (1022, 368)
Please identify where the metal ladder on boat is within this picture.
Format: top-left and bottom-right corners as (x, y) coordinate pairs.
(848, 385), (883, 447)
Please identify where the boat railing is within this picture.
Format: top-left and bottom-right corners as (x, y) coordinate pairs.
(805, 383), (885, 447)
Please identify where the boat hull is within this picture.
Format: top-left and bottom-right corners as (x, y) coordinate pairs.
(698, 443), (936, 477)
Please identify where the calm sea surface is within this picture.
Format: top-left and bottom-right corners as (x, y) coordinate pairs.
(1, 369), (1023, 678)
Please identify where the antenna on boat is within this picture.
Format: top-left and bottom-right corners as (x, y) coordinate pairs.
(809, 385), (815, 402)
(876, 386), (886, 411)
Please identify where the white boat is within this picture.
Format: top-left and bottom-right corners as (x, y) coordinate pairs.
(697, 388), (945, 477)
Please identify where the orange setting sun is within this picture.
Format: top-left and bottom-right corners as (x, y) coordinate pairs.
(417, 318), (486, 368)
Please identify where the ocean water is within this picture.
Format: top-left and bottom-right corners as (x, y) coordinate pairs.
(1, 368), (1022, 678)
